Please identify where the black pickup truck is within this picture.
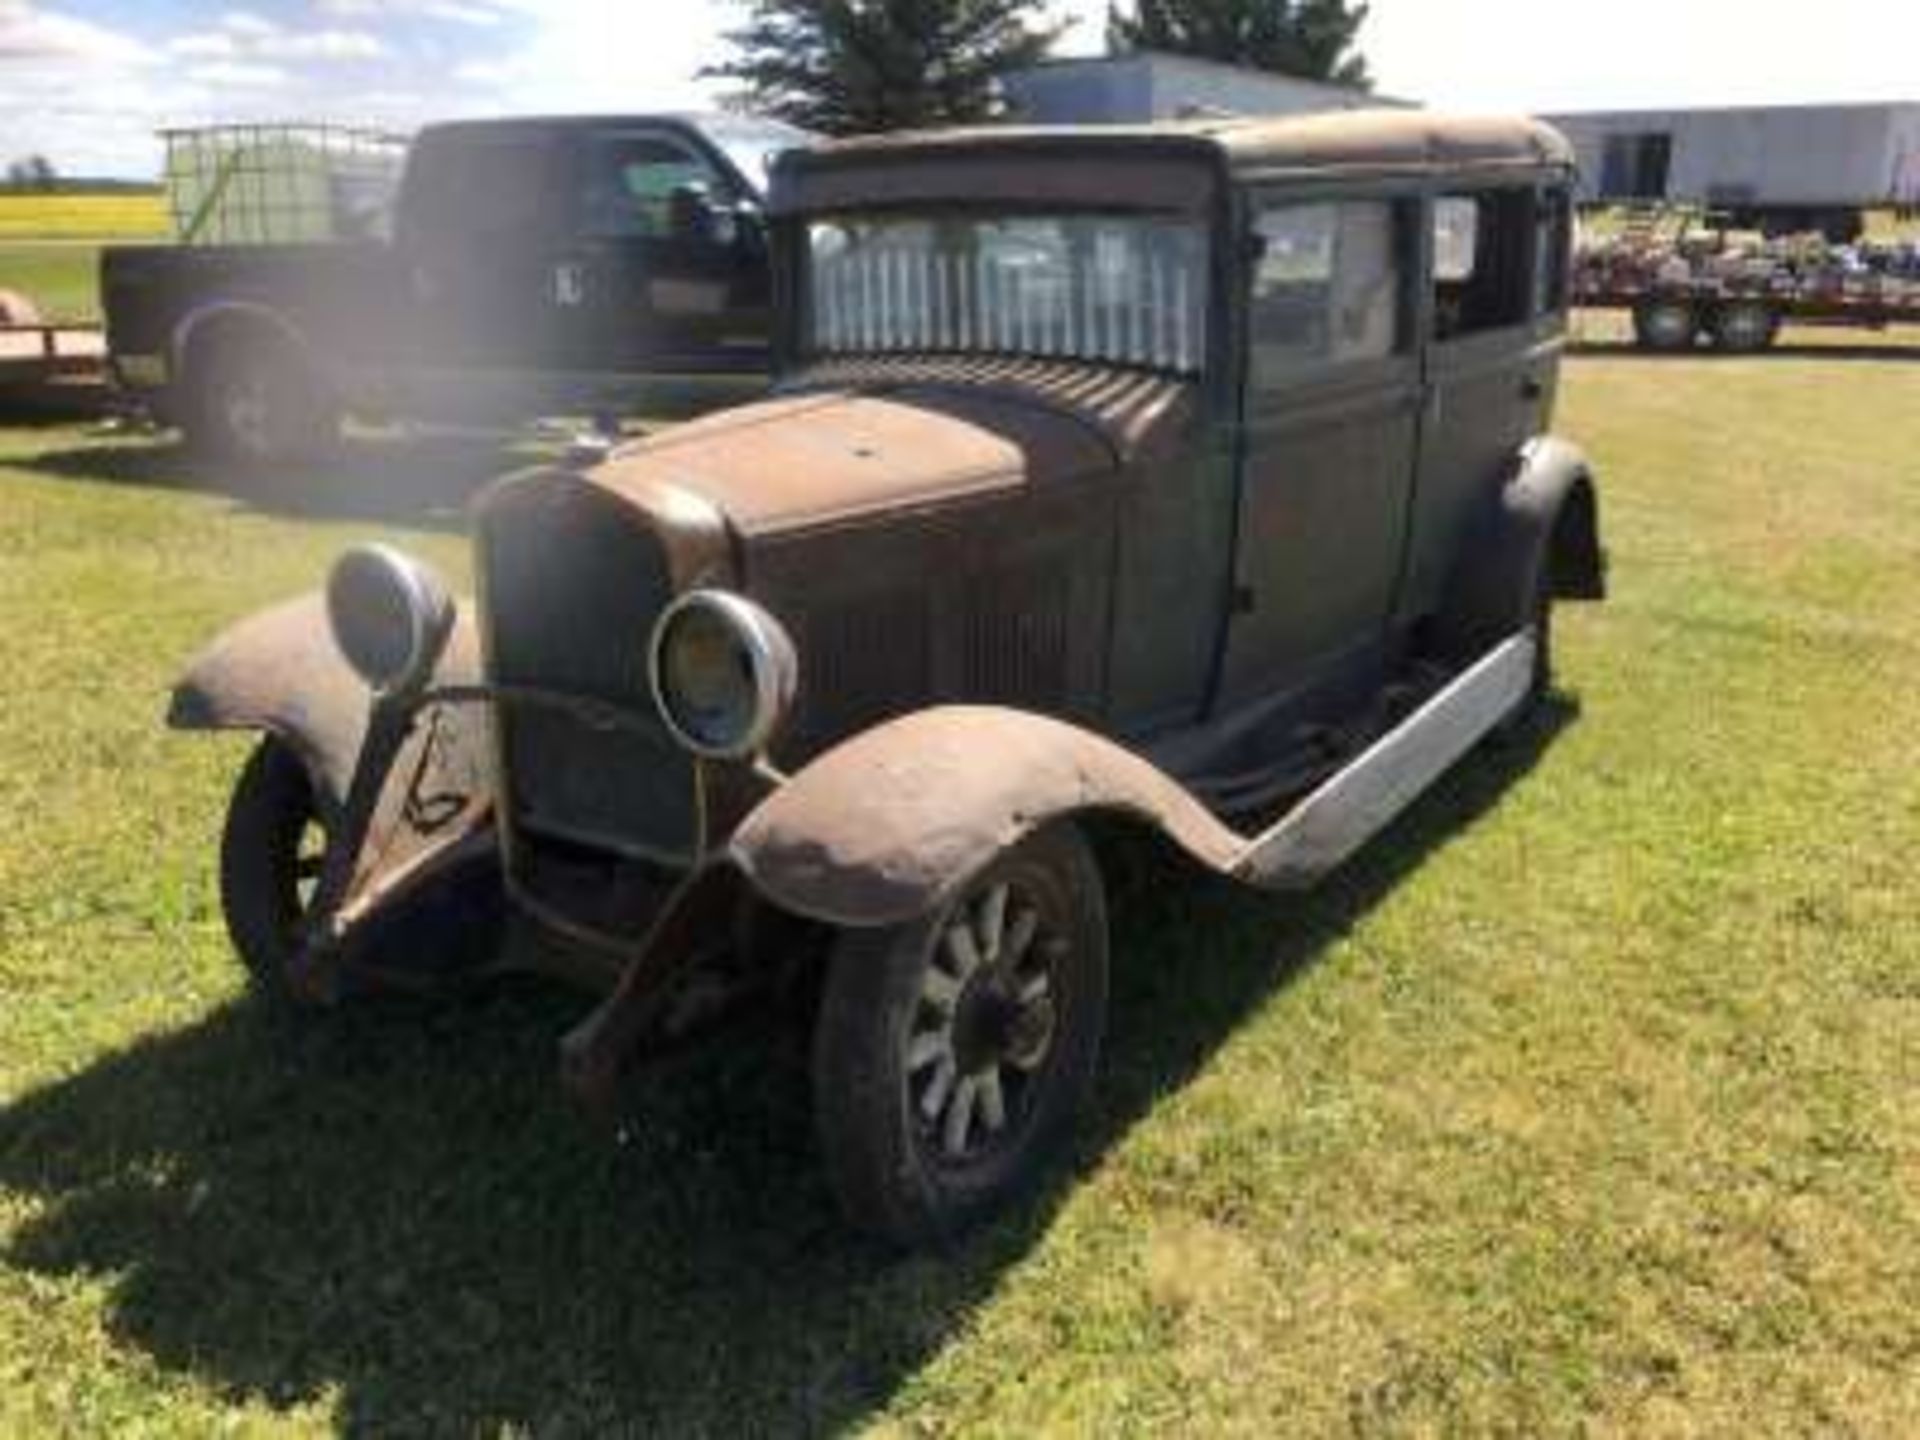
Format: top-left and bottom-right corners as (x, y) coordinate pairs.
(102, 113), (808, 461)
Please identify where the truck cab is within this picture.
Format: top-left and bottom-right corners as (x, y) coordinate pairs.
(102, 114), (810, 463)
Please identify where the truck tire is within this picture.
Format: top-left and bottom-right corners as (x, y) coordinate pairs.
(220, 737), (329, 1000)
(184, 329), (339, 466)
(1632, 299), (1697, 353)
(1710, 301), (1779, 354)
(812, 821), (1108, 1247)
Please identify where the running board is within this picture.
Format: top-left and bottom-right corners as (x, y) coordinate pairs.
(1232, 632), (1536, 890)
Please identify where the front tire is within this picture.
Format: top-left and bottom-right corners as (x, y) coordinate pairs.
(219, 738), (330, 998)
(811, 821), (1109, 1247)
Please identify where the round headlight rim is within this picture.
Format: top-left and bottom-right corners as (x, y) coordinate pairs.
(647, 588), (796, 762)
(325, 542), (454, 696)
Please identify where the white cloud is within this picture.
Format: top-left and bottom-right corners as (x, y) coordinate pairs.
(219, 10), (279, 41)
(189, 58), (293, 89)
(0, 1), (150, 64)
(266, 28), (385, 60)
(171, 14), (385, 66)
(313, 0), (512, 23)
(169, 31), (237, 59)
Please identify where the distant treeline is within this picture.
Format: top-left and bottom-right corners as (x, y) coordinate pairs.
(0, 179), (161, 195)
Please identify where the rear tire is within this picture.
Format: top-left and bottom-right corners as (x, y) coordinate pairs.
(1632, 298), (1697, 353)
(220, 738), (330, 999)
(183, 330), (339, 467)
(812, 821), (1109, 1247)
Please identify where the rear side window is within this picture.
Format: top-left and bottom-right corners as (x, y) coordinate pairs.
(403, 135), (560, 241)
(1249, 198), (1406, 390)
(1432, 189), (1534, 340)
(1533, 186), (1572, 316)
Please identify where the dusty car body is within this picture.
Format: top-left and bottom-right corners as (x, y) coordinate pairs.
(170, 110), (1604, 1244)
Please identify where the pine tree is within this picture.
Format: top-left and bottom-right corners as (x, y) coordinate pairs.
(1107, 0), (1371, 89)
(706, 0), (1064, 136)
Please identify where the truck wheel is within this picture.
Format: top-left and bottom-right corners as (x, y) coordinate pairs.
(1632, 299), (1697, 353)
(812, 821), (1109, 1247)
(185, 332), (339, 466)
(220, 737), (329, 999)
(1710, 301), (1779, 354)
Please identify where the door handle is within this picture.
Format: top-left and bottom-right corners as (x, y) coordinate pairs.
(1519, 375), (1545, 401)
(553, 262), (585, 307)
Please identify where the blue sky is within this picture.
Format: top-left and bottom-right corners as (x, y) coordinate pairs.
(2, 0), (1916, 177)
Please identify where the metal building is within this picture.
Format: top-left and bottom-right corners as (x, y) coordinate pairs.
(1544, 102), (1920, 211)
(1002, 50), (1413, 125)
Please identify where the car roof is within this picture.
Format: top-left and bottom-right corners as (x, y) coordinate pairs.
(788, 109), (1573, 179)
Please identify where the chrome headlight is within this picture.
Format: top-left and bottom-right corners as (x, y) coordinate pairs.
(648, 589), (797, 760)
(325, 543), (454, 695)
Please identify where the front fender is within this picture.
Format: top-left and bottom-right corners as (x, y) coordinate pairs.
(166, 594), (371, 821)
(728, 706), (1242, 928)
(168, 592), (494, 992)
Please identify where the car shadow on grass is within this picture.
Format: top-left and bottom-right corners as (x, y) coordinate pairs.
(23, 430), (559, 532)
(0, 701), (1574, 1434)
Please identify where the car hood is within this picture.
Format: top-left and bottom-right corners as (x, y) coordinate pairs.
(582, 358), (1196, 541)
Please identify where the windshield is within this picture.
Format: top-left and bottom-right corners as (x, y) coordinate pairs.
(700, 116), (814, 196)
(805, 212), (1210, 374)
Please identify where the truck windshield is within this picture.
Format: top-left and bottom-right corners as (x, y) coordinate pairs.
(805, 212), (1209, 374)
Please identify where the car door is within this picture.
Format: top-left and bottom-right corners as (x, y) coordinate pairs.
(398, 127), (573, 376)
(1397, 183), (1566, 622)
(558, 126), (771, 381)
(1215, 189), (1423, 713)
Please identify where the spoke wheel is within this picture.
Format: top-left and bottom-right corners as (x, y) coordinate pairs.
(907, 876), (1066, 1169)
(219, 737), (331, 999)
(812, 821), (1108, 1247)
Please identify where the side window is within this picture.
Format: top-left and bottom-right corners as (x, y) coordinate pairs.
(580, 135), (728, 239)
(1249, 198), (1405, 390)
(1431, 189), (1533, 341)
(1532, 186), (1572, 317)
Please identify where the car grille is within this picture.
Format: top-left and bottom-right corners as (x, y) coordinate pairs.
(478, 477), (698, 865)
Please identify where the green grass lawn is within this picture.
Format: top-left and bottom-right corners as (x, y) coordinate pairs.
(3, 353), (1919, 1433)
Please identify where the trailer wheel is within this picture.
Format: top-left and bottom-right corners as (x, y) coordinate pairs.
(1710, 301), (1779, 354)
(1632, 299), (1697, 353)
(184, 327), (339, 466)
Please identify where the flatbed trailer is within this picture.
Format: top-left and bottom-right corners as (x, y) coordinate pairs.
(1574, 271), (1920, 351)
(0, 320), (109, 408)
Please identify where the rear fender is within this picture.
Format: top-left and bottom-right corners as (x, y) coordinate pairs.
(1436, 435), (1605, 658)
(173, 301), (321, 388)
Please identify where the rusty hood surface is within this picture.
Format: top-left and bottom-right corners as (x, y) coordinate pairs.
(580, 360), (1195, 541)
